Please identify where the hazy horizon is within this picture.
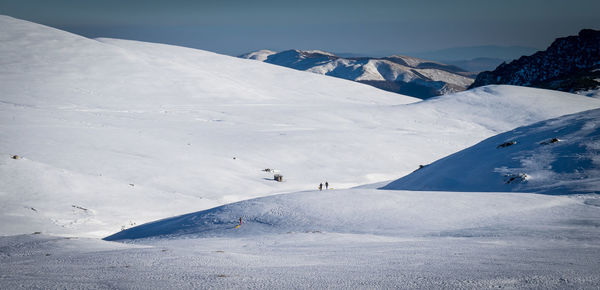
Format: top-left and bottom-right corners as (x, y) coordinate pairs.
(1, 0), (599, 59)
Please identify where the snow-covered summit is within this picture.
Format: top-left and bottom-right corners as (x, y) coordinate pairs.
(387, 54), (438, 67)
(383, 107), (600, 194)
(303, 49), (337, 56)
(240, 49), (474, 99)
(238, 49), (276, 61)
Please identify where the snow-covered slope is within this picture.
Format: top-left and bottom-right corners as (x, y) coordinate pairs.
(0, 15), (415, 237)
(240, 49), (474, 99)
(2, 15), (600, 238)
(383, 108), (600, 194)
(2, 16), (600, 289)
(104, 188), (576, 241)
(576, 86), (600, 99)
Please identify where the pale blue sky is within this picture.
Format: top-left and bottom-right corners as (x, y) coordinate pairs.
(1, 0), (599, 57)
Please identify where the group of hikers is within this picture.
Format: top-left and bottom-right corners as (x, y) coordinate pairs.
(318, 181), (329, 191)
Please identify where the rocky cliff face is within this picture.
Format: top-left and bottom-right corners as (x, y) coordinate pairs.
(470, 29), (600, 93)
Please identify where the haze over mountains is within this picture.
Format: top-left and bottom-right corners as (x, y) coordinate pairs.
(240, 49), (475, 99)
(409, 45), (539, 71)
(2, 15), (600, 288)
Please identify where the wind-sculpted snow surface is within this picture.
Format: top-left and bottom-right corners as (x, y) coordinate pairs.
(383, 108), (600, 194)
(2, 15), (600, 290)
(1, 16), (600, 238)
(104, 189), (573, 241)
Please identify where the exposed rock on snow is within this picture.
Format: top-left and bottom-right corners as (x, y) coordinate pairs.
(540, 138), (560, 145)
(383, 108), (600, 194)
(496, 140), (516, 148)
(504, 173), (528, 184)
(577, 87), (600, 99)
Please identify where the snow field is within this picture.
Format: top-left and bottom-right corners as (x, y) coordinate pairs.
(1, 15), (600, 238)
(384, 108), (600, 194)
(2, 191), (600, 289)
(104, 189), (577, 241)
(1, 15), (600, 289)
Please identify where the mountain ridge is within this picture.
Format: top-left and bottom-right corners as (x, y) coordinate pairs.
(469, 29), (600, 94)
(240, 49), (474, 99)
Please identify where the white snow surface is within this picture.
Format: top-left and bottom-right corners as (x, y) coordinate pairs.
(241, 49), (474, 97)
(3, 191), (600, 289)
(237, 49), (276, 61)
(576, 86), (600, 99)
(1, 15), (600, 239)
(384, 108), (600, 194)
(2, 15), (600, 289)
(103, 188), (577, 241)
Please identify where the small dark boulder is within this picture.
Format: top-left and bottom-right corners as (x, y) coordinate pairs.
(497, 141), (517, 149)
(540, 138), (560, 145)
(504, 173), (528, 184)
(413, 164), (427, 172)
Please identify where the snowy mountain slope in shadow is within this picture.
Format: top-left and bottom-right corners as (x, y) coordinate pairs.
(382, 108), (600, 194)
(104, 188), (573, 241)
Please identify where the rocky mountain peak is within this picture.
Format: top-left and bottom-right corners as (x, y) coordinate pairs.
(469, 29), (600, 92)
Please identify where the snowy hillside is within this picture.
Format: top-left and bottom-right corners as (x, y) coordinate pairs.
(0, 15), (415, 237)
(2, 15), (600, 289)
(240, 49), (474, 99)
(104, 188), (577, 241)
(1, 15), (600, 239)
(383, 108), (600, 194)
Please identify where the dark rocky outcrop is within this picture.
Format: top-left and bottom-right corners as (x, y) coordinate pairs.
(469, 29), (600, 93)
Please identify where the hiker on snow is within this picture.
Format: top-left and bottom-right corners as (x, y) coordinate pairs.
(325, 181), (328, 190)
(319, 183), (323, 191)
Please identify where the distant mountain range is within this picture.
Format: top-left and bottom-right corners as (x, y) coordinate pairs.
(240, 49), (475, 99)
(470, 29), (600, 95)
(443, 57), (507, 73)
(407, 45), (540, 72)
(408, 45), (539, 62)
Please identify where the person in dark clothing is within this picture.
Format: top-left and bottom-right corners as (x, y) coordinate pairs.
(325, 181), (329, 189)
(319, 183), (323, 191)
